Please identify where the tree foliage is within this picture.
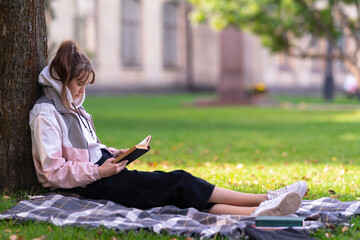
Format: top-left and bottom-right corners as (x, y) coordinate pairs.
(189, 0), (360, 80)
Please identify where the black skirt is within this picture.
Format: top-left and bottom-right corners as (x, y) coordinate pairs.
(63, 149), (215, 211)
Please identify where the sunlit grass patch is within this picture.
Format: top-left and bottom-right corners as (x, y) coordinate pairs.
(2, 93), (360, 239)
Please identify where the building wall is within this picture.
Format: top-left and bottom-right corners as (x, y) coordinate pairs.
(192, 24), (220, 88)
(47, 0), (95, 58)
(94, 0), (189, 90)
(47, 0), (76, 55)
(239, 33), (349, 92)
(46, 0), (351, 94)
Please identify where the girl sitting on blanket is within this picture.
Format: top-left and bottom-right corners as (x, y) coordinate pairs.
(29, 40), (307, 216)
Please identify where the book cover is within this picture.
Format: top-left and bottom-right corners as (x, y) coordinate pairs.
(255, 216), (305, 227)
(112, 135), (152, 165)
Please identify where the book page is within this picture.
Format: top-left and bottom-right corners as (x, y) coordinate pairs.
(138, 135), (152, 146)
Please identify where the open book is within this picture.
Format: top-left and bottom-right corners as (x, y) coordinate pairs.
(111, 135), (152, 165)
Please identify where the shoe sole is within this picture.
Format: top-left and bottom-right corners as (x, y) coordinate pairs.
(258, 192), (302, 216)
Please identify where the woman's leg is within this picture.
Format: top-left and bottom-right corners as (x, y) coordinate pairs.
(80, 169), (215, 210)
(207, 185), (304, 216)
(208, 186), (267, 207)
(207, 204), (257, 215)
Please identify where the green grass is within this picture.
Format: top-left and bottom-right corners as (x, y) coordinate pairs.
(270, 93), (360, 104)
(2, 93), (360, 239)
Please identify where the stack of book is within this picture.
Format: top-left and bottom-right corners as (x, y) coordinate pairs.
(255, 216), (306, 231)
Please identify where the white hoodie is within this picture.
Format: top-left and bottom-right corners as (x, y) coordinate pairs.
(29, 65), (105, 189)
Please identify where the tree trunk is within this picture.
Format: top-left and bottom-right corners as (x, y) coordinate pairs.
(323, 39), (334, 101)
(218, 27), (249, 104)
(194, 27), (250, 106)
(0, 0), (47, 191)
(185, 2), (195, 92)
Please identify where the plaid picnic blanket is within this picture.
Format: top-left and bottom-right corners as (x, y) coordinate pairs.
(297, 197), (360, 225)
(0, 194), (359, 239)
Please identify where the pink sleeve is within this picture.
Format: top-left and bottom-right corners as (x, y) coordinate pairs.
(33, 115), (101, 189)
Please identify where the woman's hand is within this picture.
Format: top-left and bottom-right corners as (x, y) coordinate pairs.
(109, 148), (130, 157)
(98, 158), (128, 178)
(116, 148), (129, 156)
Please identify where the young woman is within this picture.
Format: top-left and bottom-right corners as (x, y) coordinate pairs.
(29, 40), (307, 216)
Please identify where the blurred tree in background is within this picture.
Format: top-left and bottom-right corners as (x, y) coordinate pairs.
(189, 0), (360, 100)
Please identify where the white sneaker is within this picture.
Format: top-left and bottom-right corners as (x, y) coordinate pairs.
(251, 191), (302, 217)
(267, 181), (307, 200)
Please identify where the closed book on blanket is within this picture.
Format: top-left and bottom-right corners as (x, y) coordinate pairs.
(111, 135), (152, 165)
(255, 216), (305, 227)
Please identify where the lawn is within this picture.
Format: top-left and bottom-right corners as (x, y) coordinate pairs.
(2, 93), (360, 239)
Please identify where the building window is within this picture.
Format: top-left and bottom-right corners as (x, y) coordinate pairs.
(338, 33), (347, 72)
(121, 0), (141, 67)
(162, 1), (178, 68)
(310, 39), (321, 73)
(278, 53), (291, 71)
(73, 0), (96, 62)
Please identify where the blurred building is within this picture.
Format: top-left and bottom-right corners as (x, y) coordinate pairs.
(47, 0), (350, 95)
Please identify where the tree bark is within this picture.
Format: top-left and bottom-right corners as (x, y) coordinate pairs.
(323, 39), (335, 101)
(185, 2), (195, 92)
(218, 27), (249, 103)
(0, 0), (47, 191)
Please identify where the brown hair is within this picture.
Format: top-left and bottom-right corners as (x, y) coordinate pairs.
(49, 40), (95, 109)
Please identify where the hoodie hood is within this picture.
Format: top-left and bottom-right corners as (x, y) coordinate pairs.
(38, 65), (85, 108)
